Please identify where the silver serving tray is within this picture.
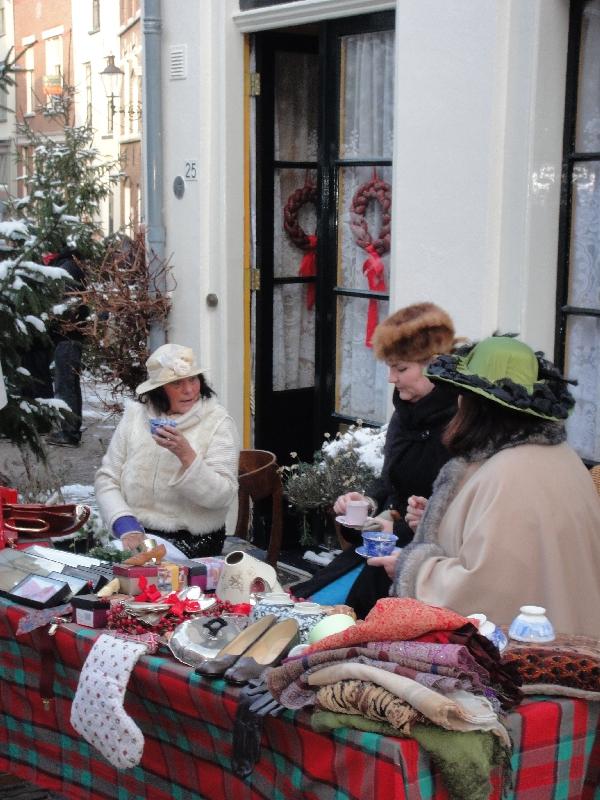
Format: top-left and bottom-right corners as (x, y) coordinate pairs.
(168, 615), (244, 667)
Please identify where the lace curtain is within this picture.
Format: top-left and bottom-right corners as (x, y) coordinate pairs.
(565, 0), (600, 461)
(272, 51), (318, 391)
(336, 30), (394, 424)
(272, 30), (394, 425)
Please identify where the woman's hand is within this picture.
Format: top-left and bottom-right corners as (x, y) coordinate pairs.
(153, 425), (197, 470)
(367, 551), (400, 579)
(405, 495), (427, 531)
(121, 531), (146, 552)
(333, 491), (366, 515)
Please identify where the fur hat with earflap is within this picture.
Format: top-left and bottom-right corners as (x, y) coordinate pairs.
(372, 302), (456, 363)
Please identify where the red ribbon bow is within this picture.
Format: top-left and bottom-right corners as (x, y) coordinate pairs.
(362, 243), (386, 347)
(298, 234), (317, 310)
(134, 575), (162, 603)
(164, 592), (200, 618)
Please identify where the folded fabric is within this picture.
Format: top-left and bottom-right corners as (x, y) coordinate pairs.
(311, 712), (511, 800)
(421, 622), (523, 710)
(268, 645), (480, 709)
(315, 679), (422, 733)
(307, 663), (510, 746)
(304, 598), (469, 654)
(501, 635), (600, 697)
(411, 723), (512, 800)
(311, 709), (399, 737)
(366, 641), (491, 683)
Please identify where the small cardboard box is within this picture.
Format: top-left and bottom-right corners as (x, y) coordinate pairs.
(71, 593), (111, 628)
(112, 564), (159, 595)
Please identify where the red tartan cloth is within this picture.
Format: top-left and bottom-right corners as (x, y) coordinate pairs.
(0, 598), (599, 800)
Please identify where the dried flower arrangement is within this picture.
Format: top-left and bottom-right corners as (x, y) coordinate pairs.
(66, 231), (175, 411)
(281, 422), (386, 545)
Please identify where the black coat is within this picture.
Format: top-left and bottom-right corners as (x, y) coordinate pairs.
(292, 383), (458, 618)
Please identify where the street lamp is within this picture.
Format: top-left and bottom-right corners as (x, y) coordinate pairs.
(99, 55), (141, 125)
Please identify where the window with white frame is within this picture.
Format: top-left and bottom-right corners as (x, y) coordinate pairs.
(92, 0), (100, 32)
(84, 62), (92, 125)
(557, 0), (600, 463)
(0, 142), (10, 188)
(25, 46), (34, 114)
(44, 35), (63, 111)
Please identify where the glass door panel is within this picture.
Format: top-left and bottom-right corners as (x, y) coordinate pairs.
(339, 30), (395, 159)
(336, 295), (389, 421)
(337, 164), (392, 290)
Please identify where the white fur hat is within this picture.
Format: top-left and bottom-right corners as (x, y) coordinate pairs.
(135, 344), (204, 395)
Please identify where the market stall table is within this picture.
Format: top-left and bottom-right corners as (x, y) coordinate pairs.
(0, 597), (598, 800)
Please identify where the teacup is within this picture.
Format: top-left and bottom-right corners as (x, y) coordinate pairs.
(346, 499), (369, 526)
(150, 418), (178, 435)
(361, 530), (398, 557)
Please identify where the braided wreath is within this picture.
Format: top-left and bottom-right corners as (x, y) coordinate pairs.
(283, 183), (318, 250)
(349, 176), (392, 255)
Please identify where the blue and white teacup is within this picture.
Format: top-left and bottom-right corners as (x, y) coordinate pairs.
(361, 530), (398, 557)
(150, 418), (178, 435)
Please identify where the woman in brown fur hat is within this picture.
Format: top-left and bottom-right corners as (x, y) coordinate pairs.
(292, 302), (459, 618)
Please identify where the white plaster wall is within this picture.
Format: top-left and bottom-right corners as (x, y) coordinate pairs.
(390, 0), (569, 354)
(161, 0), (245, 430)
(71, 0), (121, 235)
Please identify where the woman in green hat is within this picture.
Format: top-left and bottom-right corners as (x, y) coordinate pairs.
(369, 335), (600, 637)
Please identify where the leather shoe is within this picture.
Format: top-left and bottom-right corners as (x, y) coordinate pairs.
(224, 618), (300, 685)
(195, 614), (277, 678)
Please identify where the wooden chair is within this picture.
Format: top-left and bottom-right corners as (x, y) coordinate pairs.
(234, 450), (283, 566)
(590, 464), (600, 497)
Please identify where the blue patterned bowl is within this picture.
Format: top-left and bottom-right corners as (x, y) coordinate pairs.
(508, 605), (555, 643)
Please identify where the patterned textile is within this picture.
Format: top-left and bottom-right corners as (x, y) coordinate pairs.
(422, 623), (523, 710)
(315, 680), (422, 733)
(268, 646), (485, 710)
(502, 634), (600, 698)
(305, 598), (469, 654)
(1, 597), (599, 800)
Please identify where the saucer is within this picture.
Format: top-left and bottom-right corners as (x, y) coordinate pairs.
(355, 545), (377, 558)
(335, 515), (371, 530)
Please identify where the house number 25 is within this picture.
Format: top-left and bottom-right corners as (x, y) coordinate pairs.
(184, 160), (198, 180)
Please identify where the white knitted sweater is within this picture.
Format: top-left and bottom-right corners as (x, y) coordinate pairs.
(95, 397), (240, 535)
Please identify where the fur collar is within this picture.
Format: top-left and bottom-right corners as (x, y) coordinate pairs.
(392, 423), (566, 598)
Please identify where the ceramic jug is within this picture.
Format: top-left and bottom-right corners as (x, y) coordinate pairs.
(215, 550), (283, 605)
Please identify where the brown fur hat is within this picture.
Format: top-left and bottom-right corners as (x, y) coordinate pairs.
(372, 302), (455, 363)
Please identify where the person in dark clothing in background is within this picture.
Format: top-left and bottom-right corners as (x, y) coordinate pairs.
(291, 303), (460, 618)
(46, 247), (88, 447)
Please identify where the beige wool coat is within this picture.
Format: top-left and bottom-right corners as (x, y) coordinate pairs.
(408, 443), (600, 637)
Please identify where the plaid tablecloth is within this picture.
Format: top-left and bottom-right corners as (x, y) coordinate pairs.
(0, 597), (598, 800)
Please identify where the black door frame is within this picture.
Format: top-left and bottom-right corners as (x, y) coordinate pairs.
(254, 10), (395, 463)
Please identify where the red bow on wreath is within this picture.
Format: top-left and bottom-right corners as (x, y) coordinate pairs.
(164, 591), (200, 618)
(363, 244), (387, 347)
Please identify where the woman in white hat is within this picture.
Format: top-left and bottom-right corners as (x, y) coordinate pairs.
(95, 344), (240, 558)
